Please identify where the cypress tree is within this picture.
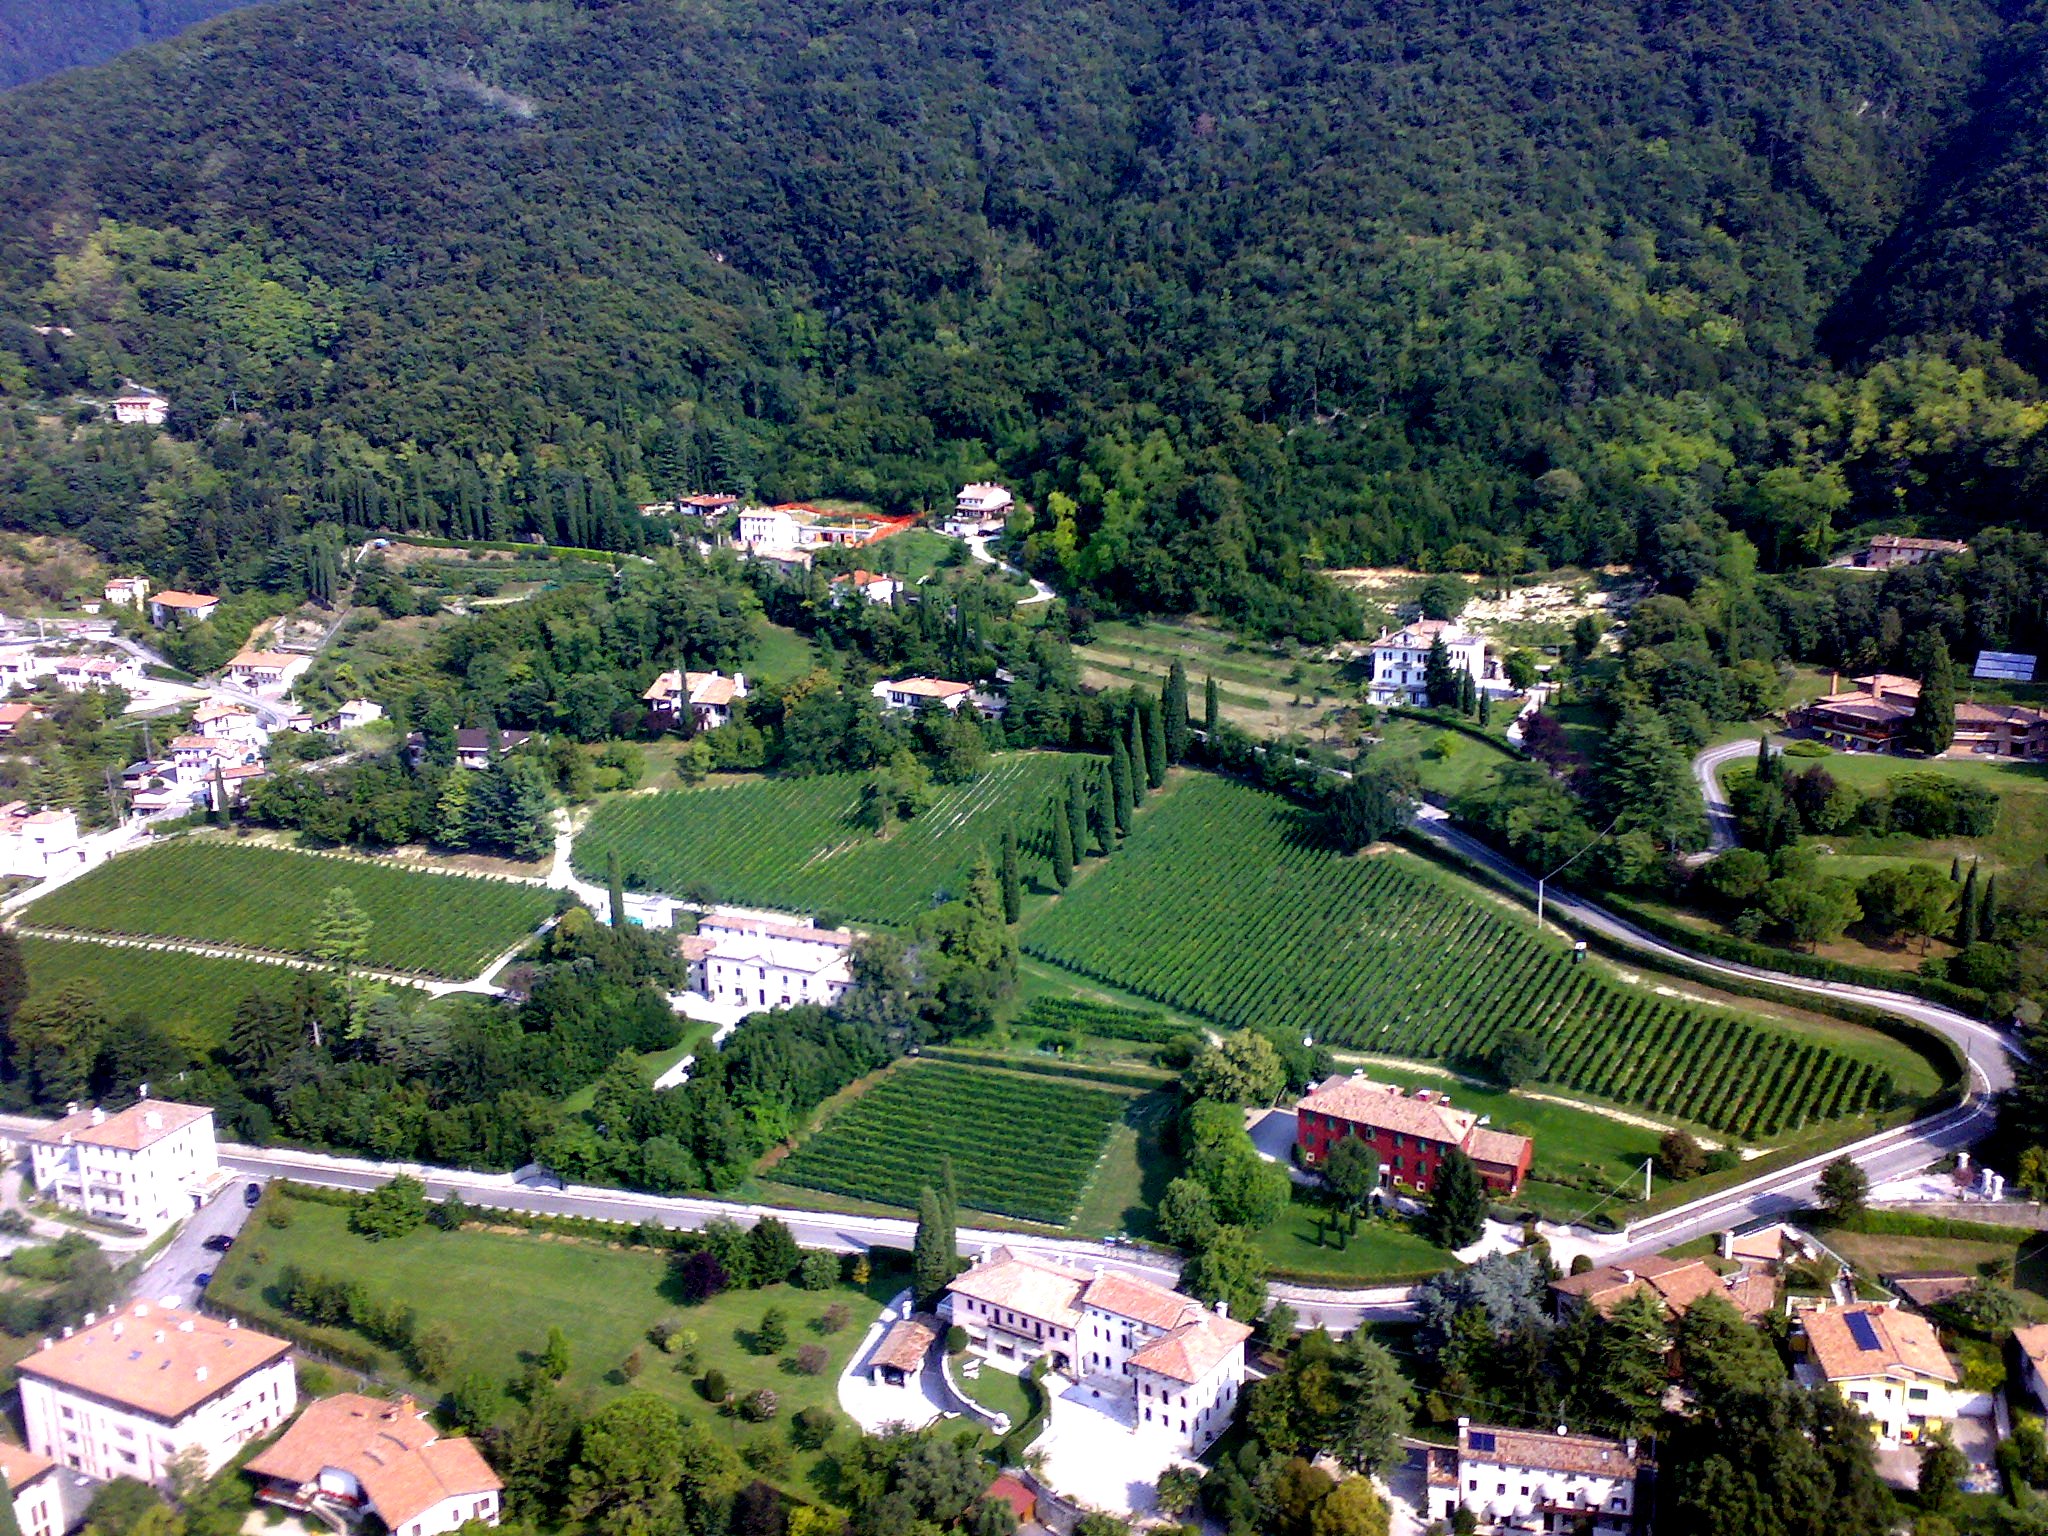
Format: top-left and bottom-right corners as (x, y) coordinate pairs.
(1144, 694), (1168, 788)
(1756, 732), (1775, 784)
(1956, 862), (1979, 949)
(1427, 1149), (1489, 1248)
(999, 828), (1022, 923)
(1205, 674), (1219, 734)
(911, 1186), (955, 1309)
(1111, 737), (1134, 834)
(607, 847), (628, 930)
(1478, 692), (1492, 727)
(1051, 801), (1074, 887)
(1127, 711), (1149, 806)
(1951, 855), (1963, 883)
(1164, 660), (1191, 762)
(1907, 637), (1957, 756)
(1982, 873), (1999, 941)
(1093, 764), (1116, 855)
(1066, 768), (1089, 860)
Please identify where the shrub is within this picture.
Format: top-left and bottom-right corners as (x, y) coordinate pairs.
(620, 1349), (644, 1381)
(794, 1344), (829, 1376)
(349, 1176), (428, 1241)
(946, 1325), (968, 1355)
(738, 1388), (779, 1422)
(792, 1406), (839, 1450)
(741, 1438), (792, 1476)
(755, 1307), (789, 1354)
(819, 1303), (851, 1335)
(1657, 1129), (1707, 1181)
(701, 1368), (729, 1403)
(795, 1251), (839, 1291)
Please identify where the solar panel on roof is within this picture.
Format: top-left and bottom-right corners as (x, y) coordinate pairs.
(1845, 1312), (1883, 1351)
(1468, 1431), (1496, 1452)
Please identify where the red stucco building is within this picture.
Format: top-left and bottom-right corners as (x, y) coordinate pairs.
(1295, 1074), (1534, 1195)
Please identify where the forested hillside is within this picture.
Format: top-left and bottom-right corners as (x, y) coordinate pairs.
(0, 0), (2042, 633)
(0, 0), (266, 89)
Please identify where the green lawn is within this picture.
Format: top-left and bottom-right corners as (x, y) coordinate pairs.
(557, 1022), (714, 1114)
(1255, 1194), (1452, 1283)
(213, 1191), (897, 1497)
(747, 616), (816, 687)
(955, 1359), (1033, 1425)
(27, 839), (557, 978)
(21, 936), (301, 1051)
(1373, 715), (1519, 800)
(1067, 1090), (1179, 1240)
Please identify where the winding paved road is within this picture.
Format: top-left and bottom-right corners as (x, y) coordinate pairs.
(1694, 736), (1763, 853)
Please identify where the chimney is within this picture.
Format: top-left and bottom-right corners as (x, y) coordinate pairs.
(227, 1318), (238, 1330)
(1556, 1424), (1569, 1436)
(194, 1366), (207, 1383)
(154, 1330), (165, 1344)
(84, 1311), (96, 1326)
(178, 1319), (194, 1333)
(111, 1321), (123, 1339)
(139, 1082), (150, 1100)
(1718, 1230), (1733, 1261)
(1870, 678), (1882, 702)
(37, 1338), (50, 1351)
(1215, 1300), (1229, 1320)
(1619, 1269), (1635, 1284)
(60, 1327), (72, 1339)
(143, 1112), (162, 1131)
(1457, 1416), (1471, 1430)
(89, 1107), (105, 1126)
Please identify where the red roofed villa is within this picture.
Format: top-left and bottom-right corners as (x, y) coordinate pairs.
(1295, 1072), (1533, 1195)
(247, 1393), (502, 1535)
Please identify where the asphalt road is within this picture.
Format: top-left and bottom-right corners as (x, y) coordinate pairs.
(124, 1179), (263, 1310)
(1693, 737), (1759, 853)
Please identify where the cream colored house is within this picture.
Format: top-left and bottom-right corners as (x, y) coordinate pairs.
(247, 1394), (501, 1535)
(20, 1304), (295, 1484)
(1426, 1421), (1639, 1535)
(26, 1100), (221, 1237)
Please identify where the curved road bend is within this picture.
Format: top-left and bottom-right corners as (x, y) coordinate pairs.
(1694, 737), (1763, 854)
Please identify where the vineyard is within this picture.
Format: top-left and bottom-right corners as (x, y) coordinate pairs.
(27, 840), (557, 979)
(1018, 997), (1186, 1045)
(1022, 776), (1899, 1140)
(573, 753), (1092, 926)
(22, 937), (300, 1050)
(770, 1060), (1128, 1224)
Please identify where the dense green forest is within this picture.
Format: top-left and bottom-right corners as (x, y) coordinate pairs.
(0, 0), (267, 89)
(0, 0), (2045, 636)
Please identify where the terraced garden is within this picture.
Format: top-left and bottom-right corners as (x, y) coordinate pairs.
(1021, 775), (1906, 1141)
(771, 1060), (1128, 1223)
(27, 840), (556, 978)
(573, 752), (1090, 926)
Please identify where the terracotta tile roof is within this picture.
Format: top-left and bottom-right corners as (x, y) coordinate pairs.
(19, 1303), (289, 1419)
(1728, 1224), (1798, 1265)
(881, 676), (974, 699)
(2016, 1324), (2048, 1383)
(0, 1441), (53, 1490)
(948, 1250), (1087, 1328)
(227, 650), (300, 671)
(985, 1474), (1035, 1522)
(1424, 1446), (1457, 1488)
(1459, 1423), (1638, 1479)
(1552, 1255), (1742, 1318)
(699, 913), (852, 949)
(151, 591), (217, 609)
(1466, 1126), (1533, 1169)
(678, 935), (716, 962)
(1869, 535), (1969, 555)
(32, 1099), (210, 1152)
(1126, 1312), (1252, 1384)
(0, 704), (29, 727)
(1370, 619), (1481, 651)
(1886, 1271), (1975, 1311)
(1725, 1271), (1780, 1322)
(1297, 1075), (1476, 1146)
(1802, 1303), (1958, 1386)
(1083, 1272), (1204, 1332)
(247, 1395), (500, 1529)
(869, 1318), (936, 1375)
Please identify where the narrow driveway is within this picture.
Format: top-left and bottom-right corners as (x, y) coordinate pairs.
(1694, 737), (1762, 853)
(126, 1183), (261, 1309)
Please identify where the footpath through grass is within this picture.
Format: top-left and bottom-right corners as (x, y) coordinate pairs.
(213, 1191), (896, 1497)
(27, 838), (556, 978)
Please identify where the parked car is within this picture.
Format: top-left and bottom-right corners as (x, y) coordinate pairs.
(201, 1234), (233, 1253)
(192, 1271), (212, 1289)
(243, 1182), (261, 1206)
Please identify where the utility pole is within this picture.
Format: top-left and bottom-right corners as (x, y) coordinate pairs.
(1535, 811), (1623, 933)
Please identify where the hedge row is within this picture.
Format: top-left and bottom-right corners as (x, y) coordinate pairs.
(1831, 1209), (2033, 1243)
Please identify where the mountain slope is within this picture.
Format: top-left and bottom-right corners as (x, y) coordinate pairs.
(0, 0), (2034, 633)
(0, 0), (269, 90)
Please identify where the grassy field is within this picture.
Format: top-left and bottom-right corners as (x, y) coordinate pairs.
(1076, 618), (1365, 738)
(21, 936), (301, 1051)
(1373, 715), (1519, 800)
(747, 615), (816, 687)
(210, 1190), (896, 1498)
(771, 1060), (1129, 1225)
(1022, 774), (1913, 1141)
(573, 753), (1088, 926)
(1256, 1194), (1452, 1282)
(1777, 748), (2048, 870)
(27, 839), (557, 978)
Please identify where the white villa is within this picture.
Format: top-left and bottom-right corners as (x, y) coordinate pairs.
(112, 387), (169, 427)
(945, 482), (1013, 535)
(1796, 1302), (1970, 1446)
(222, 650), (310, 694)
(26, 1100), (223, 1237)
(190, 701), (268, 745)
(20, 1303), (295, 1485)
(0, 804), (84, 880)
(1366, 619), (1495, 706)
(103, 577), (150, 609)
(247, 1394), (501, 1536)
(737, 504), (892, 555)
(642, 669), (748, 731)
(945, 1248), (1250, 1455)
(52, 654), (141, 695)
(829, 569), (903, 605)
(148, 592), (219, 628)
(681, 910), (855, 1011)
(1425, 1421), (1640, 1535)
(872, 676), (976, 713)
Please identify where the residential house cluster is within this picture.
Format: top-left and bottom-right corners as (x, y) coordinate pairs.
(734, 504), (913, 568)
(1365, 619), (1503, 707)
(1294, 1073), (1534, 1195)
(0, 640), (141, 697)
(125, 701), (269, 814)
(0, 804), (86, 880)
(246, 1393), (501, 1535)
(942, 1247), (1251, 1454)
(1550, 1253), (1778, 1324)
(829, 569), (903, 605)
(680, 909), (856, 1010)
(1798, 672), (2048, 759)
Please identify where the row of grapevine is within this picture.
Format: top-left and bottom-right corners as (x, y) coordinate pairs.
(27, 841), (556, 979)
(572, 753), (1091, 926)
(1019, 776), (1895, 1139)
(1018, 998), (1184, 1044)
(772, 1061), (1127, 1223)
